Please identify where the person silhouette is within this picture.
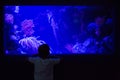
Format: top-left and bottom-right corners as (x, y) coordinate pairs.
(28, 44), (60, 80)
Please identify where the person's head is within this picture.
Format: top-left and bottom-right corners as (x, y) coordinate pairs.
(95, 16), (107, 26)
(38, 44), (50, 59)
(21, 19), (34, 36)
(5, 13), (14, 24)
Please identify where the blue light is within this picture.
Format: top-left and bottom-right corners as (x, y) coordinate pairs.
(4, 6), (114, 55)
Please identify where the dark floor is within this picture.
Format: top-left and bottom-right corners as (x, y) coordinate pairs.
(0, 55), (119, 80)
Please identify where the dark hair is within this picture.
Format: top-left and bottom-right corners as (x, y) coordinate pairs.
(38, 44), (50, 59)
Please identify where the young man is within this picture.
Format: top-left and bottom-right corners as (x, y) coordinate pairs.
(28, 44), (60, 80)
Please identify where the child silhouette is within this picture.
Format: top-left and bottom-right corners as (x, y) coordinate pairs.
(28, 44), (60, 80)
